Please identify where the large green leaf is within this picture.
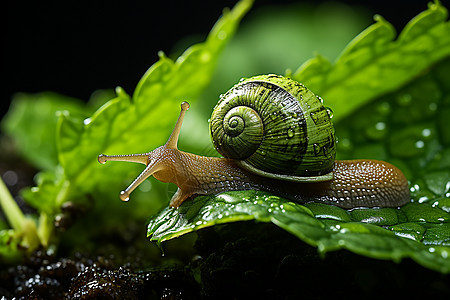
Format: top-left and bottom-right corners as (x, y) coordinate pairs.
(1, 92), (88, 171)
(293, 1), (450, 123)
(148, 191), (450, 273)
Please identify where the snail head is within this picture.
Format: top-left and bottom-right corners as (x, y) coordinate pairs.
(97, 102), (190, 202)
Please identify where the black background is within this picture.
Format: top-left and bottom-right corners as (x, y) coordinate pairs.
(2, 0), (447, 119)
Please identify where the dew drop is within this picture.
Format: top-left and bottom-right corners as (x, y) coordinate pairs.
(375, 122), (386, 131)
(415, 140), (425, 149)
(287, 128), (295, 138)
(217, 30), (227, 40)
(422, 128), (431, 137)
(418, 196), (429, 203)
(326, 107), (334, 119)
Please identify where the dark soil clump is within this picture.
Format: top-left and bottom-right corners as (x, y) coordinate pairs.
(0, 250), (198, 299)
(1, 222), (450, 299)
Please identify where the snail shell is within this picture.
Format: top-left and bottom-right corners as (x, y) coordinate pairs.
(210, 74), (335, 182)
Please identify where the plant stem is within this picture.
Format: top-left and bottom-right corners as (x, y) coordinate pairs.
(0, 176), (26, 232)
(38, 213), (52, 247)
(0, 177), (41, 251)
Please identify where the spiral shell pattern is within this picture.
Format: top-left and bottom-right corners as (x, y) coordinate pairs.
(210, 74), (336, 180)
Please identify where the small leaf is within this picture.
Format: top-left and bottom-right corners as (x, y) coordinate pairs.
(21, 167), (68, 213)
(0, 230), (23, 264)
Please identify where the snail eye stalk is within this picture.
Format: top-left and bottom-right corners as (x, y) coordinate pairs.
(97, 102), (190, 202)
(165, 101), (190, 149)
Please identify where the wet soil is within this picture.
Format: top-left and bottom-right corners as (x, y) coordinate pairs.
(1, 222), (450, 299)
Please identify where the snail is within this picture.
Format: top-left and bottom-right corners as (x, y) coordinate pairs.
(98, 74), (410, 209)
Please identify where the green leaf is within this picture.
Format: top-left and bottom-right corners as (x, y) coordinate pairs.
(0, 230), (22, 264)
(148, 191), (450, 273)
(21, 167), (68, 214)
(293, 1), (450, 123)
(1, 92), (88, 170)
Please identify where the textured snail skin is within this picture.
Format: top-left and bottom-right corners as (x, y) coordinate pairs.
(157, 151), (410, 208)
(296, 160), (410, 209)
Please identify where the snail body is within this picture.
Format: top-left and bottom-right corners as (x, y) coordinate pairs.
(98, 75), (410, 209)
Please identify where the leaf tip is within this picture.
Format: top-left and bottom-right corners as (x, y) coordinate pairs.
(114, 86), (129, 99)
(157, 50), (167, 59)
(373, 14), (387, 24)
(429, 0), (442, 10)
(428, 0), (448, 18)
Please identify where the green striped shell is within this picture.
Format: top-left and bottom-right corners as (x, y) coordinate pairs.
(209, 74), (336, 182)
